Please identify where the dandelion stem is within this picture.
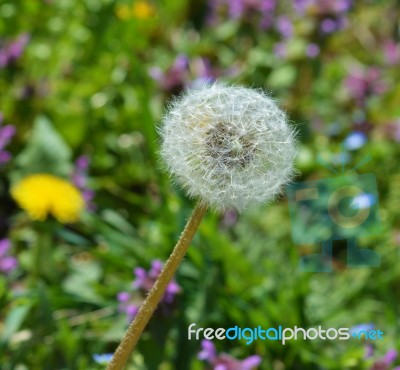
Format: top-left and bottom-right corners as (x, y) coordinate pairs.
(107, 202), (207, 370)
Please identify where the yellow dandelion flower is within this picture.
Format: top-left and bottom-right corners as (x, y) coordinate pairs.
(132, 1), (155, 19)
(11, 174), (85, 223)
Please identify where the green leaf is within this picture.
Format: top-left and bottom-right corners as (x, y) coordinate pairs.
(0, 304), (31, 344)
(63, 260), (103, 304)
(267, 65), (297, 89)
(11, 115), (72, 182)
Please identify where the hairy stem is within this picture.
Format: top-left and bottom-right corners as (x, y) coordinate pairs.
(107, 202), (208, 370)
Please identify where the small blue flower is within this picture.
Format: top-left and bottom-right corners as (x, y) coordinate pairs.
(350, 323), (374, 336)
(351, 193), (376, 210)
(93, 353), (113, 365)
(344, 132), (367, 150)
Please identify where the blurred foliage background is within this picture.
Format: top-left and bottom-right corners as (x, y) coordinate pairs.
(0, 0), (399, 369)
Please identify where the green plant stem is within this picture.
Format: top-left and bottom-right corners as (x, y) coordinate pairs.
(33, 224), (52, 280)
(107, 202), (208, 370)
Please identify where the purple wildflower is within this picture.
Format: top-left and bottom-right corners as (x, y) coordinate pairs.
(133, 260), (181, 302)
(198, 340), (261, 370)
(198, 339), (217, 362)
(314, 0), (352, 14)
(370, 349), (399, 370)
(306, 43), (320, 58)
(208, 0), (277, 29)
(274, 42), (287, 59)
(333, 0), (352, 12)
(0, 239), (18, 274)
(117, 291), (139, 322)
(0, 33), (30, 69)
(384, 350), (398, 365)
(385, 120), (400, 142)
(150, 55), (233, 92)
(190, 57), (219, 87)
(222, 209), (238, 227)
(294, 0), (351, 15)
(117, 260), (181, 322)
(366, 344), (374, 359)
(293, 0), (350, 34)
(71, 155), (95, 209)
(149, 54), (189, 92)
(383, 40), (400, 66)
(276, 16), (293, 39)
(344, 67), (387, 104)
(319, 14), (348, 33)
(321, 18), (338, 33)
(191, 57), (238, 88)
(259, 0), (277, 29)
(293, 0), (311, 15)
(0, 114), (16, 165)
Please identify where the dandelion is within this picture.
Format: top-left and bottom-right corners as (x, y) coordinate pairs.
(132, 0), (155, 19)
(160, 82), (297, 211)
(11, 174), (84, 223)
(107, 83), (297, 370)
(115, 1), (155, 21)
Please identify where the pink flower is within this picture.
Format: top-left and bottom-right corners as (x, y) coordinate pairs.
(344, 67), (387, 104)
(198, 340), (261, 370)
(0, 113), (16, 165)
(0, 239), (18, 274)
(0, 33), (30, 68)
(117, 260), (181, 322)
(71, 155), (95, 209)
(383, 40), (400, 65)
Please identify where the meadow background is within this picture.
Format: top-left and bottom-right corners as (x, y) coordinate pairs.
(0, 0), (399, 369)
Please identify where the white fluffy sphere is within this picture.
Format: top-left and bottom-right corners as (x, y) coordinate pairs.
(160, 83), (297, 211)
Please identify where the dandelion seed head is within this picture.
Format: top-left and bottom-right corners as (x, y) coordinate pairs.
(160, 82), (297, 211)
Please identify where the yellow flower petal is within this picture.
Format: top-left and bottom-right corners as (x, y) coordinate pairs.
(11, 174), (84, 223)
(132, 1), (155, 19)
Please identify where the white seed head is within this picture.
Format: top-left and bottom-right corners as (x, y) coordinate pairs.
(160, 82), (297, 212)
